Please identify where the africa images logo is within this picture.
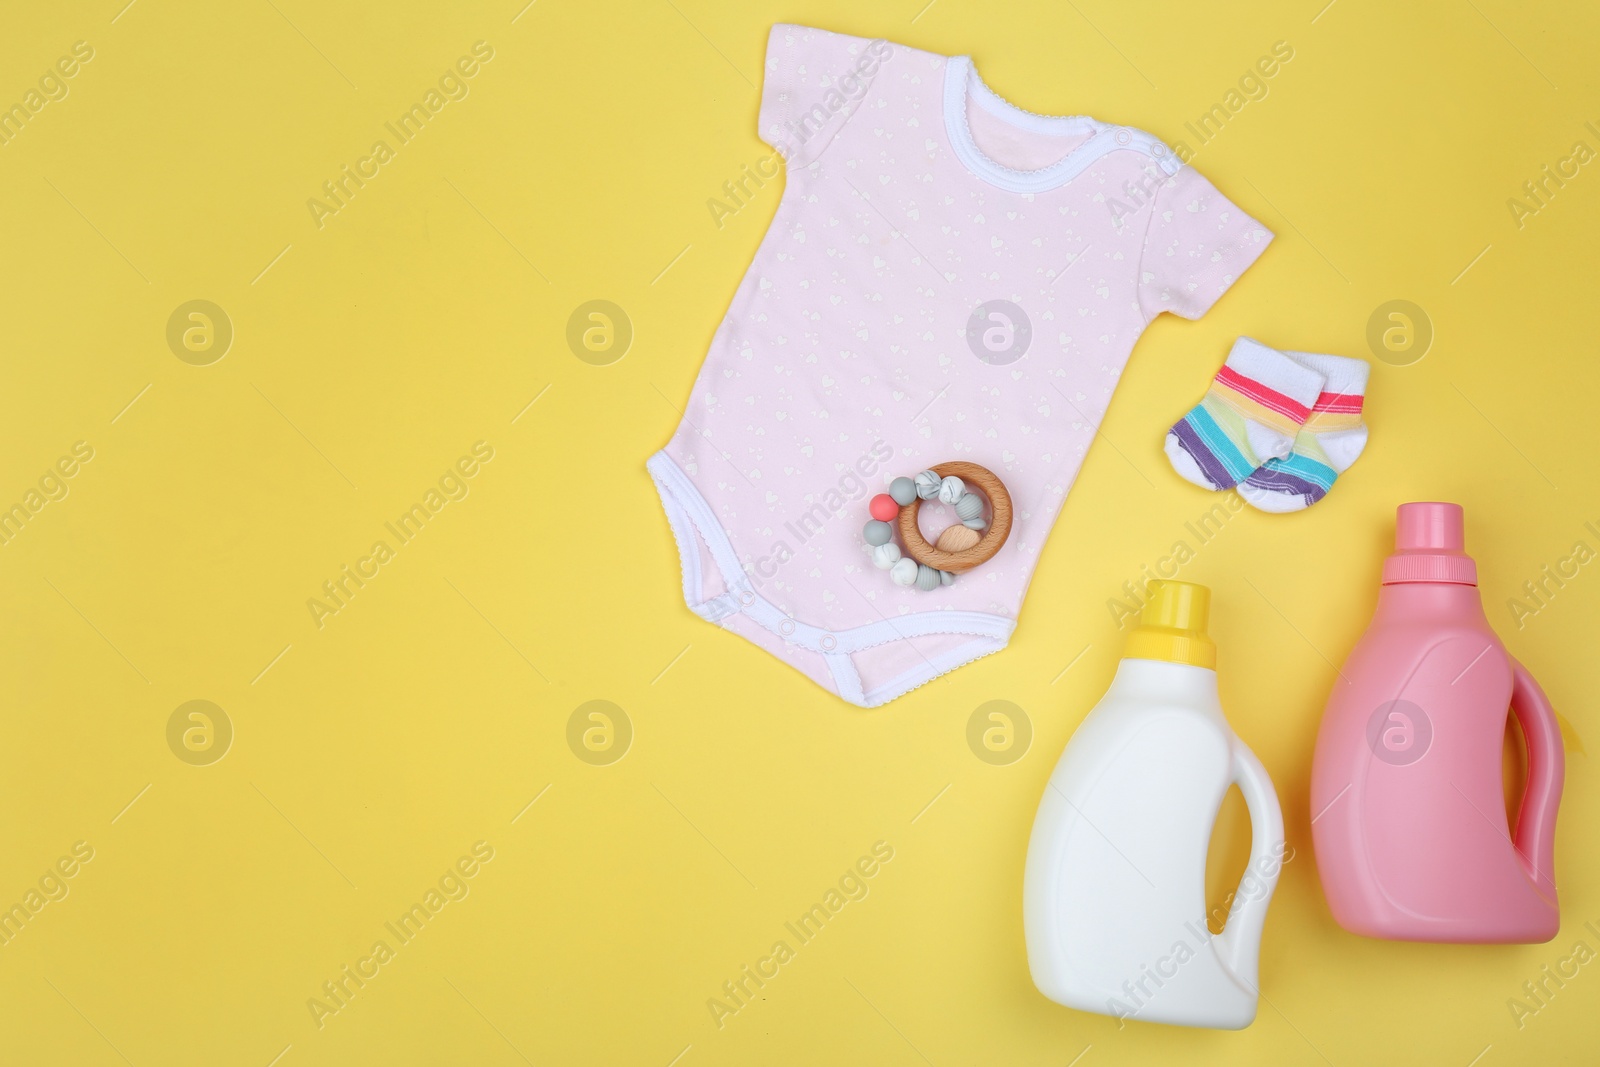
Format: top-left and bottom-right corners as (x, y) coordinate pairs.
(306, 42), (496, 230)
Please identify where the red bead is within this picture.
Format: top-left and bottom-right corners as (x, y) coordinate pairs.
(869, 494), (899, 521)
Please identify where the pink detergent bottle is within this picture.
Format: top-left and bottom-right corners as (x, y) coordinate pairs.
(1311, 502), (1564, 943)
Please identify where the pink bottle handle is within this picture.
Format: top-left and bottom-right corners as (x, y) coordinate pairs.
(1509, 658), (1563, 897)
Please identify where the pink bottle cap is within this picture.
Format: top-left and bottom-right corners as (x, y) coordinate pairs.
(1382, 502), (1478, 585)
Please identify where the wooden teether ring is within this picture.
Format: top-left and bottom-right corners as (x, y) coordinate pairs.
(897, 462), (1012, 574)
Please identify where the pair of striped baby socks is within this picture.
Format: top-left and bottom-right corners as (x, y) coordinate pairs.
(1165, 338), (1369, 512)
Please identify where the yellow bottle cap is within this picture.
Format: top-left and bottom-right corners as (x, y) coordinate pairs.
(1123, 580), (1216, 669)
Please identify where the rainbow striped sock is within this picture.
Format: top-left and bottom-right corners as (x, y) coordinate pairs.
(1165, 338), (1327, 491)
(1240, 352), (1370, 512)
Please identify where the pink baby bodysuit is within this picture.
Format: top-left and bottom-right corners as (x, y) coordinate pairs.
(648, 25), (1272, 707)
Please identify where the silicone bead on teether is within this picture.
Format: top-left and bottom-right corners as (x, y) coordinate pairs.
(962, 516), (986, 530)
(890, 557), (919, 586)
(864, 521), (892, 546)
(869, 494), (899, 522)
(872, 543), (901, 570)
(955, 493), (982, 520)
(889, 477), (918, 506)
(914, 470), (941, 500)
(938, 476), (965, 504)
(915, 564), (940, 591)
(940, 570), (954, 586)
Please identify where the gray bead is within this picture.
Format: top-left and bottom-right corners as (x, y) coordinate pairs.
(939, 570), (954, 586)
(864, 520), (893, 546)
(915, 564), (940, 591)
(889, 476), (918, 506)
(962, 516), (987, 530)
(955, 493), (982, 520)
(914, 470), (942, 500)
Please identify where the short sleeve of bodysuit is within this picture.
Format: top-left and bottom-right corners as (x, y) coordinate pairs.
(758, 25), (890, 167)
(1137, 164), (1273, 321)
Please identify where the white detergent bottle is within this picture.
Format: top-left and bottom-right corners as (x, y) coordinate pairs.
(1023, 581), (1284, 1030)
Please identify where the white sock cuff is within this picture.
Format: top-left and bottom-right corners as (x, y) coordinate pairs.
(1287, 352), (1369, 397)
(1225, 337), (1327, 409)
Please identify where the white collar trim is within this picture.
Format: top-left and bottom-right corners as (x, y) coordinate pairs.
(943, 56), (1178, 192)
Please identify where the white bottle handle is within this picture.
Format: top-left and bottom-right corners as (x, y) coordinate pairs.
(1212, 743), (1284, 993)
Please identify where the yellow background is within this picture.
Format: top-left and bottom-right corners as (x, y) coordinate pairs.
(2, 0), (1596, 1063)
